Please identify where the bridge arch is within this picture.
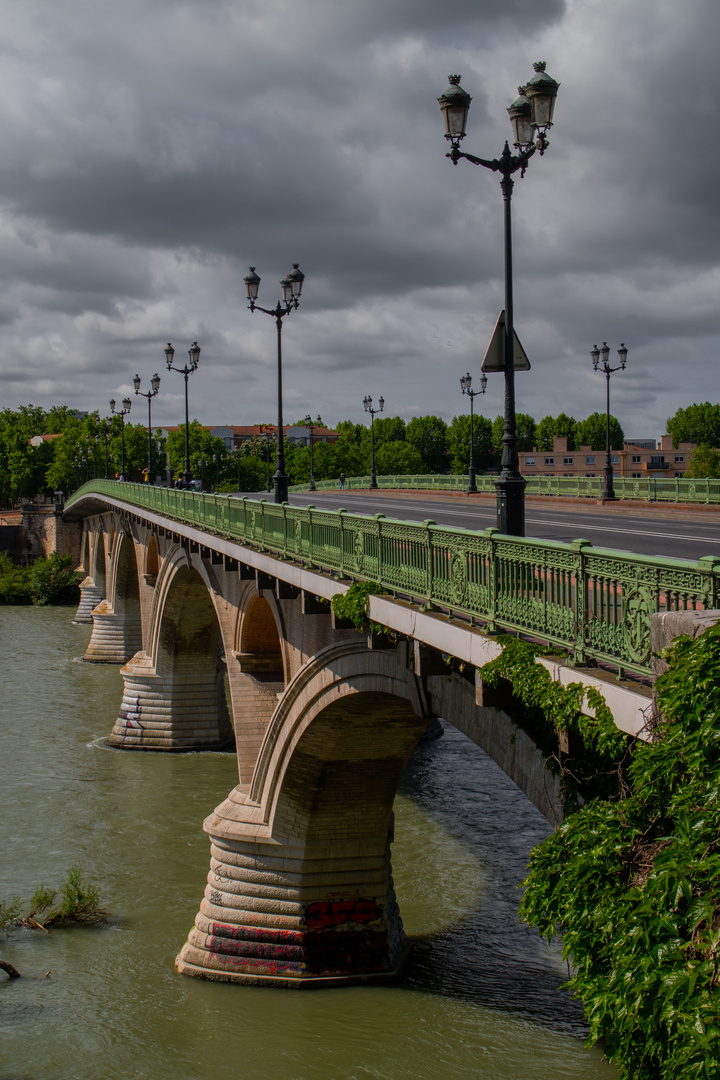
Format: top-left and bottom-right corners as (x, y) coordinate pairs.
(177, 641), (431, 985)
(84, 527), (141, 663)
(73, 518), (107, 623)
(108, 544), (234, 750)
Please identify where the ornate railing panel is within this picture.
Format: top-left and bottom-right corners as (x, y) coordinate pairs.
(65, 482), (720, 677)
(290, 474), (720, 504)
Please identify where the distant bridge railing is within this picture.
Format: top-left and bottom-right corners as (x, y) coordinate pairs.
(290, 474), (720, 503)
(65, 481), (720, 679)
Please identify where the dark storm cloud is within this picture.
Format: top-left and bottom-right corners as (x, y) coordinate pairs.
(0, 0), (717, 441)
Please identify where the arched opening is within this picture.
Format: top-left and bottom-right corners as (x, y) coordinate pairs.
(145, 533), (159, 582)
(144, 564), (233, 747)
(239, 594), (283, 680)
(81, 528), (89, 573)
(113, 534), (141, 652)
(94, 529), (106, 593)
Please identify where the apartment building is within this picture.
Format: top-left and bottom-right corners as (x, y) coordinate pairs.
(519, 435), (699, 479)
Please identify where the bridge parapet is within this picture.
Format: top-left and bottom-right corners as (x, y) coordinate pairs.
(65, 481), (720, 680)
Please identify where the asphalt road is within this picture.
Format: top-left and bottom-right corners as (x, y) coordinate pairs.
(285, 489), (720, 563)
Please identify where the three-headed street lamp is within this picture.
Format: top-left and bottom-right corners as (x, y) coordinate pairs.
(304, 414), (322, 492)
(134, 372), (161, 485)
(439, 61), (559, 536)
(109, 396), (132, 481)
(591, 342), (628, 501)
(363, 395), (384, 489)
(164, 341), (201, 486)
(244, 264), (305, 504)
(459, 371), (487, 493)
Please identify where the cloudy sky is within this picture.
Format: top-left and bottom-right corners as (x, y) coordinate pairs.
(0, 0), (718, 440)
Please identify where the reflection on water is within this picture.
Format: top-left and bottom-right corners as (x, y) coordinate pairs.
(0, 606), (616, 1079)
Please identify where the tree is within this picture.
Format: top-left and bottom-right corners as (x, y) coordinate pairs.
(491, 413), (537, 454)
(684, 444), (720, 479)
(448, 414), (493, 474)
(374, 440), (425, 476)
(405, 415), (449, 473)
(164, 422), (225, 479)
(573, 412), (624, 451)
(667, 402), (720, 448)
(535, 412), (577, 452)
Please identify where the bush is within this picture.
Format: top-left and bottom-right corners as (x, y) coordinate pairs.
(520, 623), (720, 1079)
(28, 552), (83, 605)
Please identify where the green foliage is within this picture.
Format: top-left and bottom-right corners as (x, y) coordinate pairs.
(57, 864), (101, 921)
(492, 413), (537, 453)
(28, 553), (83, 606)
(447, 413), (493, 474)
(331, 582), (388, 634)
(164, 421), (225, 479)
(573, 411), (624, 451)
(374, 439), (426, 475)
(0, 896), (23, 930)
(667, 402), (720, 449)
(1, 865), (104, 929)
(405, 415), (449, 472)
(520, 623), (720, 1079)
(536, 412), (577, 452)
(0, 552), (82, 606)
(684, 444), (720, 479)
(28, 885), (57, 920)
(481, 637), (629, 807)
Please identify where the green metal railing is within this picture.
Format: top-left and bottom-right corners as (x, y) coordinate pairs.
(290, 474), (720, 503)
(65, 481), (720, 678)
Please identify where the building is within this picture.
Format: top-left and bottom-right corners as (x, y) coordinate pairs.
(519, 435), (700, 479)
(157, 424), (338, 453)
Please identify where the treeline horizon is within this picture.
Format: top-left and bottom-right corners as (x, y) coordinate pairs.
(1, 401), (719, 506)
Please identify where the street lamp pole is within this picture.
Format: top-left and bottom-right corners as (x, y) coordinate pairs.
(164, 342), (201, 486)
(591, 342), (628, 501)
(109, 396), (132, 481)
(459, 372), (487, 492)
(363, 395), (384, 489)
(244, 265), (305, 505)
(213, 452), (221, 491)
(439, 62), (559, 536)
(133, 372), (161, 485)
(304, 414), (321, 492)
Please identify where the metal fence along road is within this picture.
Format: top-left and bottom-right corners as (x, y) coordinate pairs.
(290, 474), (720, 504)
(66, 481), (720, 679)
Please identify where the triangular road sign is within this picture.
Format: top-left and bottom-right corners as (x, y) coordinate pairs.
(481, 310), (531, 372)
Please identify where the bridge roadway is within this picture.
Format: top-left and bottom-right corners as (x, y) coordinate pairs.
(288, 489), (720, 562)
(64, 482), (663, 988)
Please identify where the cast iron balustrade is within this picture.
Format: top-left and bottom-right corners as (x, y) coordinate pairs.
(65, 480), (720, 679)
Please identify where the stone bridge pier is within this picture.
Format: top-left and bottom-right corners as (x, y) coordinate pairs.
(67, 499), (650, 987)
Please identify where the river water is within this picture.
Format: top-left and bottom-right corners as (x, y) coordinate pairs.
(0, 607), (616, 1080)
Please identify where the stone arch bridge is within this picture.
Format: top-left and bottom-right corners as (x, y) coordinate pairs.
(64, 482), (708, 987)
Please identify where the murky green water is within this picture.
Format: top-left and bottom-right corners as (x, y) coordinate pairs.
(0, 607), (616, 1079)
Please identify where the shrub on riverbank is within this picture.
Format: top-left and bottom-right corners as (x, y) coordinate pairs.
(0, 552), (82, 605)
(520, 623), (720, 1079)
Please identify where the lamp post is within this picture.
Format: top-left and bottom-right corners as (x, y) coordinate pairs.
(439, 62), (559, 536)
(363, 395), (384, 489)
(109, 396), (132, 481)
(591, 342), (628, 501)
(304, 414), (322, 492)
(213, 452), (221, 492)
(244, 264), (305, 504)
(164, 342), (201, 486)
(133, 372), (161, 485)
(459, 372), (487, 492)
